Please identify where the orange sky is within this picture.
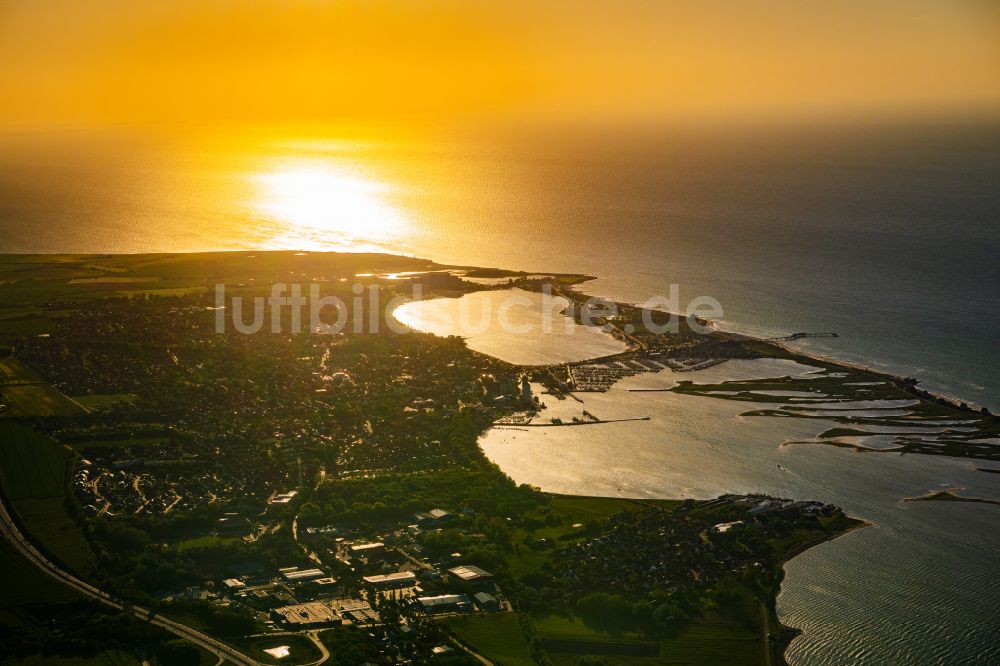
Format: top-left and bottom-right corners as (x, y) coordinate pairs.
(1, 0), (998, 129)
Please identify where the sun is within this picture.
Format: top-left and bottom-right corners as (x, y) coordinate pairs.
(254, 161), (407, 248)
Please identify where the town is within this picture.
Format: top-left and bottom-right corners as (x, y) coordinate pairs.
(0, 253), (868, 665)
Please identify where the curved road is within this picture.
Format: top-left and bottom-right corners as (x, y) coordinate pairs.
(0, 497), (263, 666)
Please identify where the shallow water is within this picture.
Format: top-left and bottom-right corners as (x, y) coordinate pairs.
(393, 289), (627, 364)
(473, 361), (1000, 665)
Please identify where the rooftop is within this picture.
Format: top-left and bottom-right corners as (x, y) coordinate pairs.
(269, 490), (299, 505)
(282, 567), (325, 581)
(418, 594), (471, 609)
(272, 601), (340, 626)
(448, 564), (493, 582)
(363, 571), (417, 587)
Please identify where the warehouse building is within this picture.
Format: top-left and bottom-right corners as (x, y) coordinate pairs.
(362, 571), (417, 589)
(271, 601), (341, 628)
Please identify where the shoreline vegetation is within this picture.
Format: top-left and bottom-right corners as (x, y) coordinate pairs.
(0, 250), (992, 666)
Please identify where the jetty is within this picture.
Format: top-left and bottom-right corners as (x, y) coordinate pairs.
(768, 332), (838, 342)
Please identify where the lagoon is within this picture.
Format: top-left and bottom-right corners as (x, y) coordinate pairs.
(399, 294), (1000, 665)
(393, 288), (627, 365)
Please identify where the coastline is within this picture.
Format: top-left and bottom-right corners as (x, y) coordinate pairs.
(769, 518), (872, 666)
(562, 275), (991, 415)
(3, 250), (995, 666)
(1, 248), (989, 414)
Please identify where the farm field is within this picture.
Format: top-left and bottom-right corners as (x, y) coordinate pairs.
(70, 394), (138, 411)
(0, 357), (86, 417)
(0, 539), (78, 608)
(0, 423), (96, 575)
(535, 613), (763, 666)
(8, 651), (141, 666)
(0, 357), (46, 384)
(446, 612), (536, 666)
(1, 383), (88, 418)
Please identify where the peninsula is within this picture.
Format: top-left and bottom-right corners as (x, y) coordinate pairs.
(2, 251), (993, 666)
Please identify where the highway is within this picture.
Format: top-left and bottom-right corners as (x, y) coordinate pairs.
(0, 495), (263, 666)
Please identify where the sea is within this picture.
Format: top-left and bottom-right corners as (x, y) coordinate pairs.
(1, 123), (998, 664)
(1, 124), (997, 410)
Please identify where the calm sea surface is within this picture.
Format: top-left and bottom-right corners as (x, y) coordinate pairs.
(1, 125), (998, 664)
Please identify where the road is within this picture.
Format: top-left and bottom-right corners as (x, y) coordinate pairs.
(759, 602), (773, 666)
(248, 629), (330, 666)
(0, 495), (262, 666)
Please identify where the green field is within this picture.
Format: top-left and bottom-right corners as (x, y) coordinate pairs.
(0, 356), (87, 418)
(535, 613), (763, 666)
(447, 613), (536, 666)
(0, 315), (61, 343)
(174, 534), (242, 551)
(70, 394), (138, 411)
(0, 422), (70, 498)
(241, 634), (323, 665)
(68, 435), (169, 450)
(7, 651), (141, 666)
(0, 422), (96, 575)
(656, 621), (762, 666)
(0, 539), (78, 608)
(0, 357), (46, 384)
(1, 383), (88, 418)
(506, 496), (676, 577)
(14, 498), (97, 574)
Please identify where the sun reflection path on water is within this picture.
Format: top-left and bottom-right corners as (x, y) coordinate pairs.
(252, 159), (410, 252)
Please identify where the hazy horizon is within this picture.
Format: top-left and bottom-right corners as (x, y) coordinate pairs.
(2, 0), (999, 131)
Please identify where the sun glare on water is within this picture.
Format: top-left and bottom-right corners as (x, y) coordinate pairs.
(253, 161), (408, 251)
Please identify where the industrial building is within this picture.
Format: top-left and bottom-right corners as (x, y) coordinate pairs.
(417, 594), (472, 613)
(349, 542), (385, 558)
(447, 564), (493, 582)
(414, 508), (455, 526)
(271, 601), (341, 628)
(473, 591), (501, 612)
(362, 571), (417, 589)
(281, 567), (326, 582)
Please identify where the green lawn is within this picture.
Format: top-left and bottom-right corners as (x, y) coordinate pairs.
(447, 613), (536, 666)
(240, 634), (322, 665)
